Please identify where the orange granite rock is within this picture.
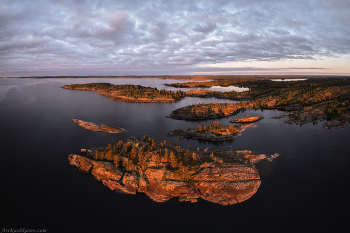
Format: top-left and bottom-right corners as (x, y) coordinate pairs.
(71, 118), (127, 133)
(231, 115), (263, 123)
(68, 153), (265, 205)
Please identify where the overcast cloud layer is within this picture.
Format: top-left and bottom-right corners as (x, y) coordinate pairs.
(1, 0), (350, 76)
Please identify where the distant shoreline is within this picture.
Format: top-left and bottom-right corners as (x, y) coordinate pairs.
(3, 75), (350, 80)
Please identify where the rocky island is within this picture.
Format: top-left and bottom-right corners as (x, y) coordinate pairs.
(231, 115), (264, 123)
(72, 119), (127, 133)
(61, 82), (253, 103)
(167, 121), (255, 141)
(166, 102), (243, 120)
(68, 136), (278, 205)
(61, 83), (185, 103)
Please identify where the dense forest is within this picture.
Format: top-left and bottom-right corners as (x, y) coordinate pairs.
(91, 136), (238, 183)
(62, 83), (185, 100)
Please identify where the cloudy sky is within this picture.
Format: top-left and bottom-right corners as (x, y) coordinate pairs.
(1, 0), (349, 77)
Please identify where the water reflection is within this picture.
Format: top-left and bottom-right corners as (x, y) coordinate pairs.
(270, 78), (307, 82)
(208, 85), (249, 92)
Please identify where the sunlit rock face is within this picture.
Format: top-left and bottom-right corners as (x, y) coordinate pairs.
(199, 180), (261, 205)
(231, 115), (264, 123)
(71, 118), (127, 133)
(68, 152), (264, 205)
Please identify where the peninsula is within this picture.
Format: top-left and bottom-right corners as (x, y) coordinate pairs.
(72, 119), (127, 133)
(68, 136), (278, 205)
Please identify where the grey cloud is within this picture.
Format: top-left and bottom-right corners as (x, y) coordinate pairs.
(193, 21), (216, 33)
(0, 0), (349, 76)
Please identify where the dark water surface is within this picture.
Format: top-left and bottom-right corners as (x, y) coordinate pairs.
(1, 78), (349, 233)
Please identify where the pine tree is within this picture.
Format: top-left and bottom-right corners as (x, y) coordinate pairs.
(130, 147), (138, 160)
(114, 156), (120, 168)
(169, 152), (177, 169)
(154, 153), (161, 168)
(164, 149), (169, 162)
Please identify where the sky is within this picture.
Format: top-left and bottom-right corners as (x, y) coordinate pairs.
(1, 0), (350, 77)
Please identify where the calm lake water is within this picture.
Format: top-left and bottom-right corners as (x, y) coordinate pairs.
(1, 77), (349, 233)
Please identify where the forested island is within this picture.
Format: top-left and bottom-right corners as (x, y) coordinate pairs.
(69, 136), (278, 205)
(61, 82), (252, 102)
(61, 83), (185, 102)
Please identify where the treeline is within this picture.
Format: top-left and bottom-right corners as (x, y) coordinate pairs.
(167, 77), (260, 88)
(92, 136), (210, 181)
(182, 102), (249, 115)
(62, 83), (185, 100)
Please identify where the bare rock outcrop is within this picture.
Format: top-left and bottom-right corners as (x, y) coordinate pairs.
(199, 180), (261, 205)
(230, 115), (264, 123)
(71, 118), (127, 133)
(192, 163), (260, 182)
(323, 119), (348, 130)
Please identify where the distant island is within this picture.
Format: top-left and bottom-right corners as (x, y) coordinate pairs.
(72, 119), (127, 133)
(69, 136), (278, 205)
